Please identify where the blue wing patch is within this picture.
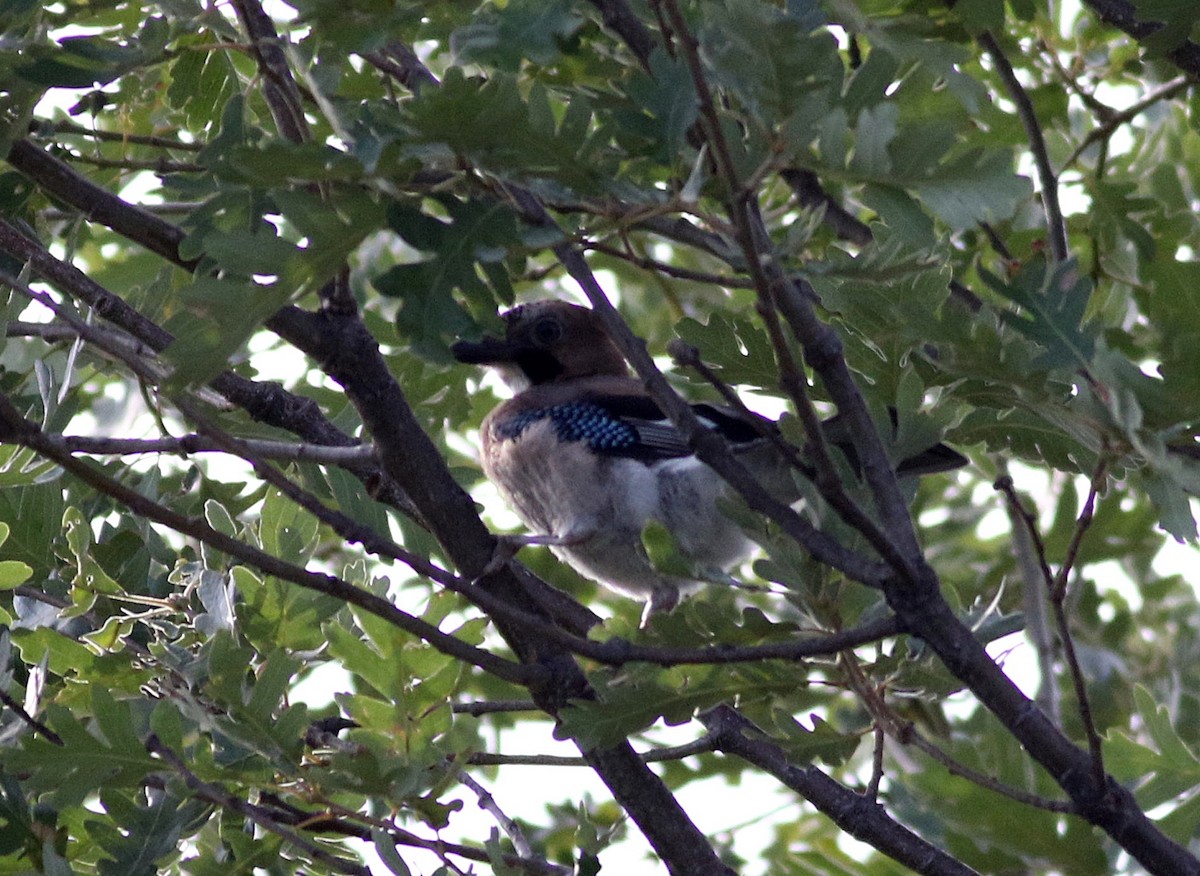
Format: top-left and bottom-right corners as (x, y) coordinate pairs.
(496, 402), (640, 453)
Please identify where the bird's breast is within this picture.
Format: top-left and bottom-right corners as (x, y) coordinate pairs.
(482, 415), (658, 544)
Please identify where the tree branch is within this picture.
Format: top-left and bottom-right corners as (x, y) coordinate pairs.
(701, 705), (982, 876)
(978, 32), (1068, 262)
(4, 141), (196, 269)
(1080, 0), (1200, 77)
(0, 391), (535, 686)
(147, 735), (371, 876)
(41, 431), (375, 466)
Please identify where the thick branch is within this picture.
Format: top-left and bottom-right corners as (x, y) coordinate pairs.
(1080, 0), (1200, 77)
(268, 305), (735, 876)
(230, 0), (310, 144)
(4, 141), (197, 269)
(702, 705), (981, 876)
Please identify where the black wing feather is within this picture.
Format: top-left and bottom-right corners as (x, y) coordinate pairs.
(581, 393), (766, 462)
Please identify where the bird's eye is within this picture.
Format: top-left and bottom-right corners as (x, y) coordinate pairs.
(531, 316), (564, 346)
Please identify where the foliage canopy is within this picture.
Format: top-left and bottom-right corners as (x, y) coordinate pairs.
(1, 0), (1200, 874)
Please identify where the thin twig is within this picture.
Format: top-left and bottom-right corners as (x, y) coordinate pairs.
(996, 469), (1107, 788)
(899, 724), (1074, 814)
(148, 735), (371, 875)
(457, 769), (535, 859)
(40, 431), (376, 465)
(994, 476), (1055, 585)
(33, 118), (204, 151)
(453, 699), (540, 716)
(1061, 77), (1189, 169)
(43, 151), (205, 174)
(1049, 462), (1109, 788)
(432, 577), (903, 666)
(1002, 470), (1061, 722)
(978, 32), (1068, 262)
(584, 239), (756, 287)
(226, 786), (570, 875)
(866, 724), (885, 801)
(0, 688), (64, 746)
(667, 339), (812, 476)
(0, 392), (535, 687)
(468, 733), (720, 767)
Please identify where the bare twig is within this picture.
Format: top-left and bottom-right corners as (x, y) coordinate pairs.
(148, 734), (371, 875)
(453, 699), (540, 716)
(468, 733), (720, 767)
(900, 724), (1074, 813)
(457, 769), (535, 859)
(1002, 472), (1061, 722)
(866, 724), (885, 802)
(1049, 463), (1109, 788)
(584, 239), (756, 288)
(426, 574), (903, 666)
(978, 32), (1068, 262)
(1061, 77), (1190, 169)
(996, 469), (1107, 790)
(0, 688), (64, 746)
(41, 151), (204, 174)
(41, 431), (376, 466)
(0, 392), (535, 686)
(31, 118), (204, 151)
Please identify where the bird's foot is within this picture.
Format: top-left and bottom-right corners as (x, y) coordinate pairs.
(476, 530), (591, 580)
(475, 535), (522, 580)
(639, 584), (681, 629)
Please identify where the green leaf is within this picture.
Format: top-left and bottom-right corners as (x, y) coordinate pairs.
(162, 277), (294, 386)
(674, 313), (778, 389)
(376, 195), (521, 358)
(259, 486), (319, 562)
(92, 788), (200, 876)
(622, 50), (699, 161)
(450, 0), (584, 70)
(0, 559), (31, 588)
(913, 149), (1030, 229)
(7, 700), (158, 807)
(984, 257), (1099, 371)
(768, 710), (860, 767)
(702, 0), (841, 130)
(639, 519), (693, 579)
(0, 520), (32, 589)
(954, 0), (1005, 33)
(371, 828), (414, 876)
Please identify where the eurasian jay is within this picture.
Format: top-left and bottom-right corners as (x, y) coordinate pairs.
(452, 300), (964, 619)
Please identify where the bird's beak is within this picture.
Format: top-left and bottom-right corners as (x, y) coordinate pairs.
(450, 335), (520, 365)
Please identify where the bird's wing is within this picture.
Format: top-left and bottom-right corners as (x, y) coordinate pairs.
(582, 394), (766, 462)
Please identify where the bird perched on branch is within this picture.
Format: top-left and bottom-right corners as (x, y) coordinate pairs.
(452, 300), (965, 620)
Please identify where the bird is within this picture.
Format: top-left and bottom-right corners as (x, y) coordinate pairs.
(452, 300), (965, 620)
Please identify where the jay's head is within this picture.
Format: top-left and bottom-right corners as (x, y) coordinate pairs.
(451, 300), (629, 390)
